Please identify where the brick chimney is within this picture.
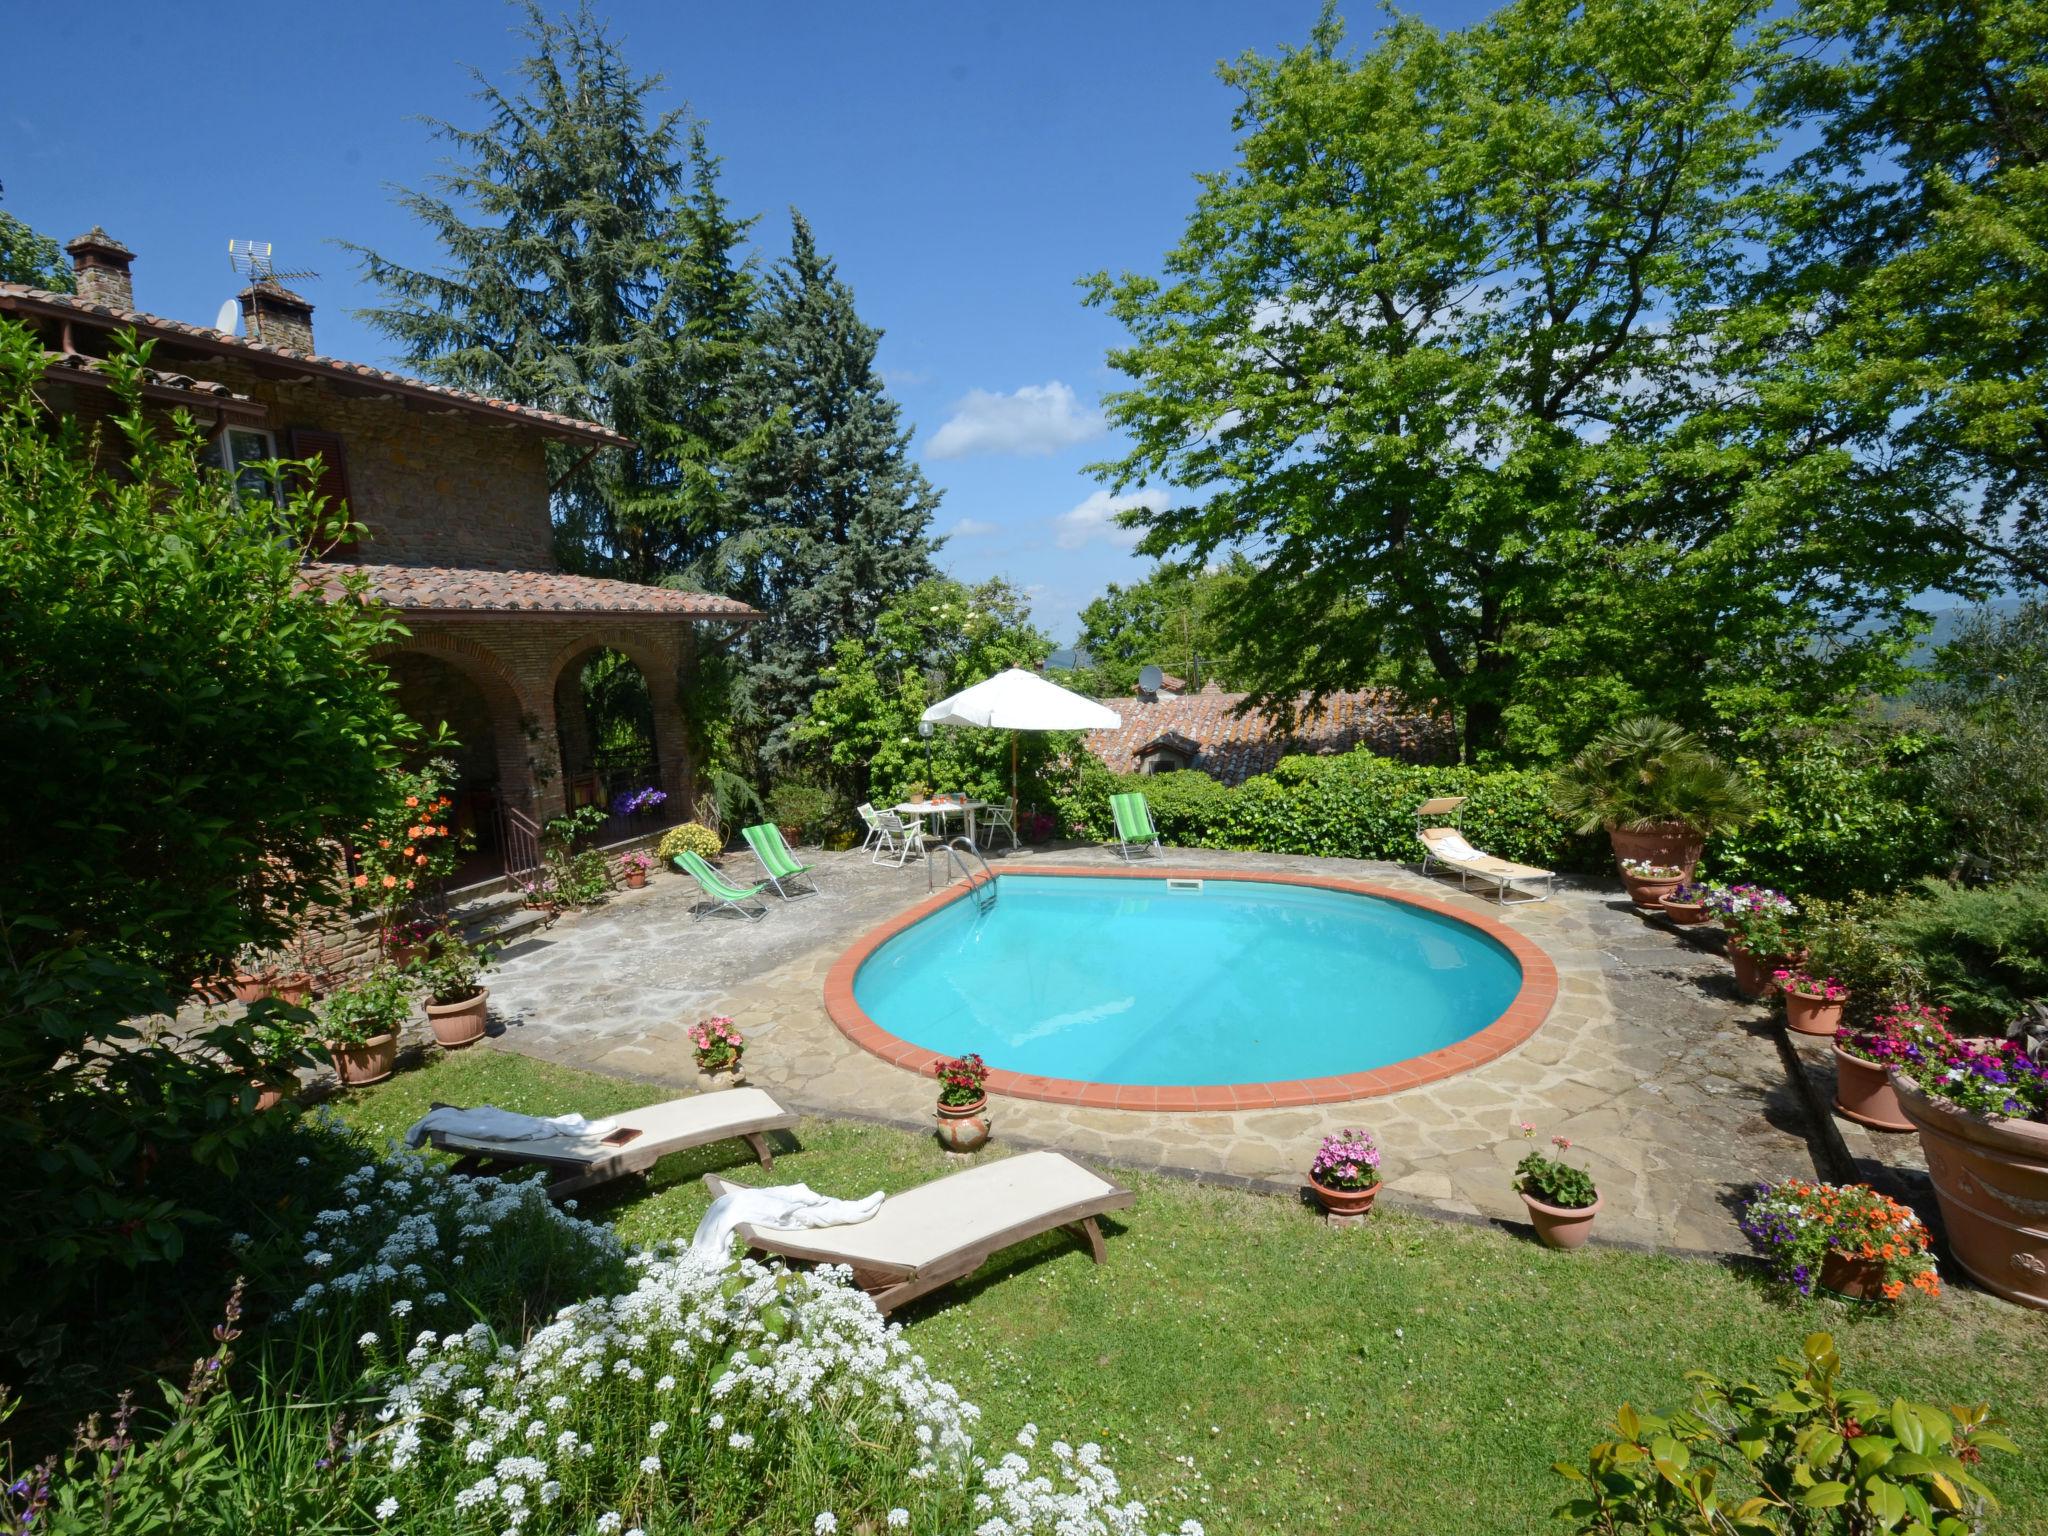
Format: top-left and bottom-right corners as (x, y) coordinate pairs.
(64, 227), (135, 310)
(238, 281), (316, 353)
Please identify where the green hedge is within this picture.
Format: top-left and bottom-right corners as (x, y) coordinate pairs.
(1054, 750), (1598, 871)
(1055, 739), (1951, 899)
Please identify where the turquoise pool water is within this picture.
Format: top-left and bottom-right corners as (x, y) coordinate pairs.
(851, 874), (1523, 1087)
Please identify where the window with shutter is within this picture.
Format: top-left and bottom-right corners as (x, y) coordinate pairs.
(286, 427), (354, 549)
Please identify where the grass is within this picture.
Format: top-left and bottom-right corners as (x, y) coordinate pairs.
(337, 1048), (2048, 1536)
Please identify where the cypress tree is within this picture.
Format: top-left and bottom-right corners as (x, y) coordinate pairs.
(718, 212), (942, 754)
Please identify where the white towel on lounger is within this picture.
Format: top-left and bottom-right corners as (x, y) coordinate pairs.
(403, 1105), (618, 1150)
(691, 1183), (884, 1262)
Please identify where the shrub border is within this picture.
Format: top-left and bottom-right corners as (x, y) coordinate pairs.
(822, 865), (1558, 1111)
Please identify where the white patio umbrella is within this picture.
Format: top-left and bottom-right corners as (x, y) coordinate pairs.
(920, 668), (1122, 820)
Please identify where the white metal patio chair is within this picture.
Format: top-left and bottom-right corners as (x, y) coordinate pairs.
(870, 808), (931, 867)
(856, 802), (885, 853)
(976, 802), (1019, 851)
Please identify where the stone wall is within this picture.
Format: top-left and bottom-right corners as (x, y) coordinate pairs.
(129, 354), (557, 569)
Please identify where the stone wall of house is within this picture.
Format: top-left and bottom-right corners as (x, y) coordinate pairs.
(139, 355), (557, 569)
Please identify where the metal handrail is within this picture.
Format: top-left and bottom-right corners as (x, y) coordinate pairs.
(928, 836), (998, 910)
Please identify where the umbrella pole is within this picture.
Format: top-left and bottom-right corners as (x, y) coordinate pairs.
(1010, 732), (1019, 824)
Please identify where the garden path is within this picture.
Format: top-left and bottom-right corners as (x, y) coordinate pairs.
(475, 842), (1831, 1255)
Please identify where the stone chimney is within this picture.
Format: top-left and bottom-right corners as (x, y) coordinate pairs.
(64, 227), (136, 310)
(238, 281), (316, 353)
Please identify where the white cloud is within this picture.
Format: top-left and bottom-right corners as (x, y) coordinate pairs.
(945, 517), (1000, 538)
(1054, 488), (1168, 550)
(927, 381), (1105, 459)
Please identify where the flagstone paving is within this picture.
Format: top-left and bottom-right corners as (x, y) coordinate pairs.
(475, 843), (1834, 1255)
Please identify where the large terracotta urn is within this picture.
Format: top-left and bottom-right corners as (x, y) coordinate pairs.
(1893, 1075), (2048, 1311)
(1606, 821), (1704, 877)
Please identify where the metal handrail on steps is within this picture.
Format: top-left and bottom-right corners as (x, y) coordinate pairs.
(928, 836), (998, 911)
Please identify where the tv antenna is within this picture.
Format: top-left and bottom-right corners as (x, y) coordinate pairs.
(1138, 664), (1165, 695)
(227, 239), (319, 286)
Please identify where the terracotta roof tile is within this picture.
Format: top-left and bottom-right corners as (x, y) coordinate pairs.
(1087, 688), (1453, 785)
(304, 563), (760, 620)
(0, 282), (632, 449)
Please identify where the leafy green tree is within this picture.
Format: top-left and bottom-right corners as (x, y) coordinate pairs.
(347, 2), (691, 580)
(0, 183), (70, 290)
(1917, 599), (2048, 878)
(717, 212), (942, 757)
(1076, 556), (1254, 695)
(794, 577), (1052, 804)
(1087, 1), (1962, 762)
(1764, 0), (2048, 588)
(0, 324), (411, 1299)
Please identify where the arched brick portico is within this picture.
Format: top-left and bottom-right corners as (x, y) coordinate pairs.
(546, 627), (695, 815)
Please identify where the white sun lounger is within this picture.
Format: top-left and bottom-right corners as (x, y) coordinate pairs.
(705, 1149), (1134, 1314)
(1415, 796), (1554, 904)
(424, 1088), (799, 1199)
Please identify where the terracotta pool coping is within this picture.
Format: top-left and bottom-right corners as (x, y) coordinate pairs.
(821, 864), (1560, 1112)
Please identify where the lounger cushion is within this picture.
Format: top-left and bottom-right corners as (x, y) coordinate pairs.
(1426, 830), (1483, 861)
(737, 1150), (1118, 1272)
(432, 1088), (790, 1166)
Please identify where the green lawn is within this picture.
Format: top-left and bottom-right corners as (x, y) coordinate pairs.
(338, 1049), (2048, 1536)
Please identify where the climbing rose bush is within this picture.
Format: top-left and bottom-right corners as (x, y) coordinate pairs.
(366, 1245), (1198, 1536)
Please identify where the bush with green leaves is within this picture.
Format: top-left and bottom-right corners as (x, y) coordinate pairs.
(1053, 748), (1590, 872)
(1553, 1333), (2015, 1535)
(1917, 599), (2048, 880)
(766, 781), (838, 845)
(319, 967), (415, 1048)
(0, 322), (410, 1358)
(1880, 877), (2048, 1035)
(1549, 717), (1756, 840)
(657, 822), (725, 863)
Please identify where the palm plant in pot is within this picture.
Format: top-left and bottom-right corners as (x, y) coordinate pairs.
(321, 965), (414, 1086)
(408, 932), (495, 1049)
(934, 1051), (992, 1153)
(1514, 1124), (1600, 1248)
(1308, 1128), (1383, 1219)
(1889, 1031), (2048, 1310)
(1550, 716), (1754, 876)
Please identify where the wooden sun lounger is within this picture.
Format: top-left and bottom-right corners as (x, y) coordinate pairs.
(706, 1149), (1134, 1314)
(1415, 819), (1555, 904)
(425, 1088), (800, 1199)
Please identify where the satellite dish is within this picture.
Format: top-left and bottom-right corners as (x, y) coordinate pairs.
(1138, 664), (1165, 693)
(213, 299), (240, 335)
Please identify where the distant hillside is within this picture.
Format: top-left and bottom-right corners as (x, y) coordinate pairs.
(1907, 595), (2029, 666)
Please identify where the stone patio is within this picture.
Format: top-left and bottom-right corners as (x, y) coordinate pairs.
(476, 842), (1836, 1255)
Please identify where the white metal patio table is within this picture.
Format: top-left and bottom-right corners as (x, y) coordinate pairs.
(893, 799), (988, 846)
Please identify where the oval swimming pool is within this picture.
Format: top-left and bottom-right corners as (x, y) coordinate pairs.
(837, 871), (1541, 1105)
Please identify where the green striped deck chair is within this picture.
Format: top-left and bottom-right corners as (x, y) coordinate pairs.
(672, 849), (771, 921)
(742, 822), (820, 899)
(1109, 792), (1161, 861)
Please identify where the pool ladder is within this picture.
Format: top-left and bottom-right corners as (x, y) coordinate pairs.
(928, 836), (998, 912)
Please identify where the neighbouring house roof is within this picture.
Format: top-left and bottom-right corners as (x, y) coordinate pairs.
(303, 563), (760, 621)
(1086, 687), (1454, 785)
(1, 281), (633, 449)
(39, 348), (269, 423)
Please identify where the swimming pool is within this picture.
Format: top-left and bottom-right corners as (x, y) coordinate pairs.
(829, 869), (1554, 1109)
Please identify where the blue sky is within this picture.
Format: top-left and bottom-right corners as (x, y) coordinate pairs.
(2, 1), (1497, 641)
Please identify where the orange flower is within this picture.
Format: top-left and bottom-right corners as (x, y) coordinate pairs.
(353, 873), (369, 888)
(379, 839), (391, 849)
(1882, 1280), (1904, 1300)
(382, 875), (397, 889)
(404, 878), (415, 889)
(406, 796), (419, 807)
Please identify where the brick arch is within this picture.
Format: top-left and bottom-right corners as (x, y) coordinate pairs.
(376, 633), (543, 819)
(545, 628), (692, 812)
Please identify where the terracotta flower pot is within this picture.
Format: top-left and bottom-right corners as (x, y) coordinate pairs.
(1658, 898), (1709, 926)
(936, 1094), (991, 1154)
(230, 973), (273, 1006)
(1519, 1189), (1602, 1249)
(1606, 822), (1703, 877)
(271, 973), (314, 1008)
(1893, 1075), (2048, 1310)
(1621, 874), (1683, 910)
(385, 942), (424, 969)
(247, 1075), (293, 1113)
(329, 1033), (398, 1087)
(1817, 1249), (1891, 1301)
(424, 989), (489, 1049)
(696, 1054), (745, 1087)
(1782, 987), (1846, 1037)
(625, 869), (648, 889)
(1726, 941), (1782, 999)
(1310, 1174), (1380, 1219)
(1832, 1045), (1912, 1132)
